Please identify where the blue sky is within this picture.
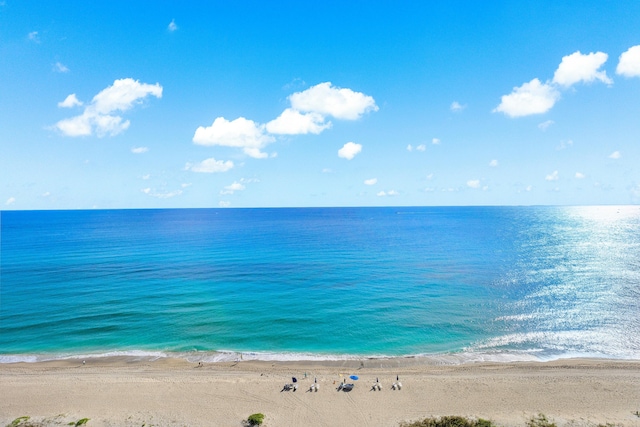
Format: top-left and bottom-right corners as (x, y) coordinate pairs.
(2, 1), (640, 209)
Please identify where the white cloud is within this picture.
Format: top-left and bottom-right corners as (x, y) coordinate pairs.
(142, 174), (151, 180)
(322, 168), (333, 173)
(575, 172), (586, 179)
(142, 188), (183, 199)
(545, 170), (559, 181)
(494, 78), (560, 117)
(450, 101), (466, 112)
(552, 51), (612, 87)
(338, 141), (362, 160)
(467, 179), (481, 189)
(377, 190), (398, 196)
(407, 144), (426, 152)
(54, 62), (69, 73)
(432, 138), (441, 145)
(55, 78), (162, 137)
(219, 201), (231, 207)
(289, 82), (378, 120)
(538, 120), (554, 131)
(426, 173), (434, 180)
(131, 146), (149, 154)
(193, 116), (274, 159)
(6, 196), (16, 205)
(609, 151), (621, 159)
(220, 181), (246, 195)
(186, 157), (234, 173)
(168, 19), (178, 32)
(617, 45), (640, 77)
(556, 139), (574, 150)
(489, 159), (498, 167)
(364, 178), (377, 185)
(58, 94), (83, 108)
(265, 108), (330, 135)
(91, 78), (163, 114)
(28, 31), (39, 42)
(181, 183), (192, 188)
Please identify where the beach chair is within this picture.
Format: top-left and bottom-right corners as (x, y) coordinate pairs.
(281, 377), (298, 392)
(392, 375), (402, 390)
(341, 383), (354, 392)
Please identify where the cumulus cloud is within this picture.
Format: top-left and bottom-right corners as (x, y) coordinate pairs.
(265, 108), (330, 135)
(450, 101), (466, 112)
(617, 45), (640, 77)
(58, 94), (83, 108)
(377, 190), (398, 197)
(220, 181), (246, 195)
(168, 19), (178, 32)
(609, 151), (621, 159)
(467, 179), (481, 188)
(290, 82), (378, 120)
(338, 141), (362, 160)
(489, 159), (498, 167)
(432, 138), (441, 145)
(494, 78), (560, 117)
(186, 157), (234, 173)
(545, 170), (559, 181)
(131, 146), (149, 154)
(28, 31), (39, 42)
(54, 62), (69, 73)
(55, 78), (162, 137)
(364, 178), (377, 185)
(575, 172), (586, 179)
(193, 117), (274, 159)
(496, 51), (616, 118)
(6, 196), (16, 205)
(194, 82), (377, 158)
(552, 51), (612, 87)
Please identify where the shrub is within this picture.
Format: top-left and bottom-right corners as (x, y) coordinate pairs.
(247, 413), (264, 426)
(400, 416), (496, 427)
(8, 417), (30, 427)
(526, 414), (556, 427)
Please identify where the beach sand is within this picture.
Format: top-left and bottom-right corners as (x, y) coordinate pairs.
(1, 358), (639, 427)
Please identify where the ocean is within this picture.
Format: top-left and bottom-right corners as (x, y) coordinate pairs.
(1, 206), (639, 364)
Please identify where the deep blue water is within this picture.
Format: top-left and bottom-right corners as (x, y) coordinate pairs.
(1, 206), (639, 363)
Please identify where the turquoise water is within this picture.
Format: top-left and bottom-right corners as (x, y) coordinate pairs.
(1, 206), (639, 363)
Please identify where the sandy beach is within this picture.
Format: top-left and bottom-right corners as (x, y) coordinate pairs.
(1, 358), (639, 427)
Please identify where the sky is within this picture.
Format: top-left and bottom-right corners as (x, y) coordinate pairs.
(2, 0), (640, 209)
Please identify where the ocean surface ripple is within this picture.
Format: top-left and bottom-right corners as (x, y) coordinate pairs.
(1, 206), (639, 363)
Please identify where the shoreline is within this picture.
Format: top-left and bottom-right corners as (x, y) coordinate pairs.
(2, 358), (639, 427)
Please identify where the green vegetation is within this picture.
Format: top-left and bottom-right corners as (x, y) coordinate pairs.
(246, 413), (265, 426)
(400, 416), (496, 427)
(526, 414), (556, 427)
(7, 417), (30, 427)
(6, 416), (89, 427)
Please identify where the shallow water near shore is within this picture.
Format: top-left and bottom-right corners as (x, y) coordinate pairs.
(2, 206), (639, 363)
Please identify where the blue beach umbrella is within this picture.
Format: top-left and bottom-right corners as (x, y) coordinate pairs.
(349, 375), (359, 380)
